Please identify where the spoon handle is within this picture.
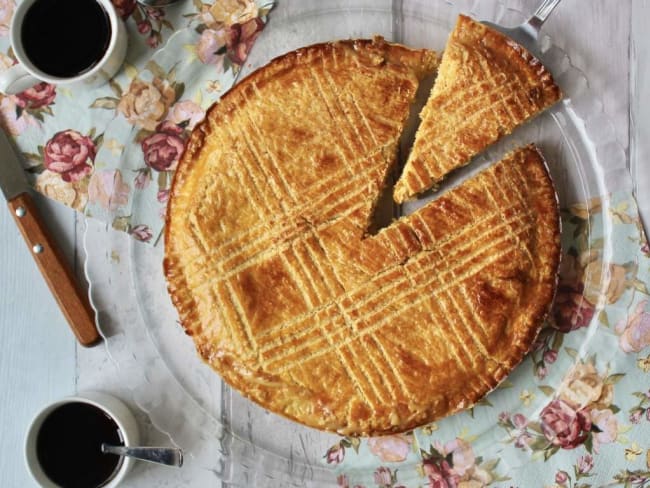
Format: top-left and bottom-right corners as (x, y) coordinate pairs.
(529, 0), (563, 30)
(101, 444), (183, 467)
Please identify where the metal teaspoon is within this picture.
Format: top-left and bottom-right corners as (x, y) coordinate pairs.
(101, 443), (183, 467)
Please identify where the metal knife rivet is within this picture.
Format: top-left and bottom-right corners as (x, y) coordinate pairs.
(15, 206), (26, 218)
(32, 244), (44, 254)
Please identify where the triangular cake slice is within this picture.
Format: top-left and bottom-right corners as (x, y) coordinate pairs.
(393, 14), (562, 203)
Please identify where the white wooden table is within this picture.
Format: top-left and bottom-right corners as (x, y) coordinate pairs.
(1, 1), (648, 486)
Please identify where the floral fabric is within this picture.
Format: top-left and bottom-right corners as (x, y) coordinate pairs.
(0, 0), (274, 242)
(327, 192), (650, 488)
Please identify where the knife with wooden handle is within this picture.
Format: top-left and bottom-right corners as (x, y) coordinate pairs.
(0, 129), (100, 347)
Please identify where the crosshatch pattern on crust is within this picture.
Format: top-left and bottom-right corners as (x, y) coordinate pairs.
(393, 14), (562, 203)
(164, 37), (561, 436)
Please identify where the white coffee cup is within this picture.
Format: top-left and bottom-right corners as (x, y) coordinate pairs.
(0, 0), (128, 95)
(24, 391), (140, 488)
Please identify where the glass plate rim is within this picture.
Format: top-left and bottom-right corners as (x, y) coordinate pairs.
(83, 1), (629, 485)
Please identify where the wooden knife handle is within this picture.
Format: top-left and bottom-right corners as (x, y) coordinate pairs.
(8, 193), (101, 347)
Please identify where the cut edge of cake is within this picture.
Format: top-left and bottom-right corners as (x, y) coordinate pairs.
(393, 14), (562, 203)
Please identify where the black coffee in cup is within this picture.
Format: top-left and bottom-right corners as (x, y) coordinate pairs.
(21, 0), (112, 78)
(36, 402), (124, 488)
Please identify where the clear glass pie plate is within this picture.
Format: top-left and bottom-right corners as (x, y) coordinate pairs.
(83, 0), (630, 486)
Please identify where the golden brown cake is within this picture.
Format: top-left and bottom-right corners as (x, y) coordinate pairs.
(393, 14), (562, 203)
(164, 37), (561, 436)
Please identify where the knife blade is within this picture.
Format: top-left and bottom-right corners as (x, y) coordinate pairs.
(0, 128), (100, 346)
(0, 129), (30, 201)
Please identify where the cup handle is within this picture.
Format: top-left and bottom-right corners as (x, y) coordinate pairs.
(0, 64), (40, 95)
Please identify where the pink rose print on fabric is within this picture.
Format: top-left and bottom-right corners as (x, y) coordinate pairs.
(590, 408), (618, 452)
(537, 364), (548, 380)
(111, 0), (136, 19)
(324, 443), (345, 465)
(423, 459), (459, 488)
(146, 32), (162, 48)
(446, 438), (476, 477)
(555, 470), (569, 483)
(504, 412), (535, 449)
(130, 224), (152, 242)
(15, 82), (57, 110)
(166, 100), (206, 130)
(373, 466), (394, 487)
(157, 189), (169, 204)
(368, 434), (412, 463)
(616, 299), (650, 353)
(628, 389), (650, 429)
(553, 284), (595, 333)
(194, 1), (265, 67)
(544, 349), (558, 364)
(323, 438), (361, 467)
(553, 454), (595, 487)
(141, 121), (186, 172)
(88, 170), (130, 211)
(512, 413), (527, 429)
(501, 360), (622, 459)
(110, 0), (168, 47)
(0, 95), (38, 136)
(197, 28), (228, 65)
(630, 408), (643, 424)
(44, 130), (96, 182)
(421, 438), (496, 487)
(226, 17), (265, 65)
(539, 399), (591, 449)
(336, 474), (349, 488)
(138, 20), (152, 34)
(549, 251), (622, 334)
(144, 5), (163, 20)
(134, 168), (151, 190)
(577, 454), (594, 474)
